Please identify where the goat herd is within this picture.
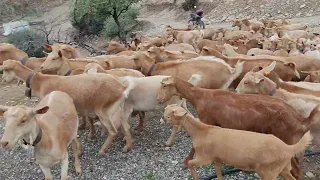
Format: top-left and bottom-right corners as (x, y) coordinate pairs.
(0, 18), (320, 180)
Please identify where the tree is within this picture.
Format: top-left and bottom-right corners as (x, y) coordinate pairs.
(93, 0), (140, 43)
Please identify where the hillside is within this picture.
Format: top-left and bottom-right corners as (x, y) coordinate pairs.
(1, 0), (320, 55)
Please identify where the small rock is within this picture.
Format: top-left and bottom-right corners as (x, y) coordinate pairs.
(244, 6), (250, 10)
(278, 10), (281, 14)
(254, 173), (260, 178)
(306, 13), (313, 17)
(260, 5), (264, 8)
(306, 172), (315, 179)
(171, 160), (178, 164)
(296, 12), (301, 17)
(165, 147), (170, 150)
(300, 4), (306, 8)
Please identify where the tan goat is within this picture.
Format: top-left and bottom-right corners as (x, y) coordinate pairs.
(0, 91), (82, 180)
(200, 47), (300, 87)
(43, 43), (81, 59)
(0, 60), (133, 155)
(147, 46), (198, 63)
(84, 63), (146, 134)
(132, 52), (244, 89)
(163, 104), (312, 180)
(41, 50), (108, 72)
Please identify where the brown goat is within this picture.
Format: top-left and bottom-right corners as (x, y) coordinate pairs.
(157, 76), (320, 180)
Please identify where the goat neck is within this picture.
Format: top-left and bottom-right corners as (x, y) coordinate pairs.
(13, 63), (34, 81)
(57, 58), (73, 76)
(181, 114), (209, 140)
(174, 77), (198, 104)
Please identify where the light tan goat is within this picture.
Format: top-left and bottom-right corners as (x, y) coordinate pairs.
(0, 43), (55, 74)
(246, 48), (274, 56)
(132, 52), (244, 89)
(165, 27), (203, 49)
(147, 47), (198, 62)
(164, 43), (196, 52)
(104, 41), (133, 54)
(40, 50), (108, 72)
(163, 104), (312, 180)
(43, 43), (81, 59)
(116, 74), (202, 146)
(0, 60), (133, 155)
(0, 91), (82, 180)
(84, 63), (146, 134)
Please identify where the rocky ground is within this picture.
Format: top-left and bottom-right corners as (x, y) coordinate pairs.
(0, 82), (319, 180)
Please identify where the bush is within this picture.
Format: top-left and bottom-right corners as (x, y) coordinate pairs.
(182, 0), (198, 11)
(70, 0), (107, 35)
(6, 30), (47, 58)
(103, 7), (139, 38)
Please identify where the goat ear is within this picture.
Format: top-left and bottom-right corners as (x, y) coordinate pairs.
(284, 62), (300, 79)
(87, 67), (98, 74)
(58, 50), (63, 58)
(0, 105), (9, 116)
(173, 108), (187, 117)
(62, 46), (73, 52)
(259, 61), (276, 75)
(251, 66), (263, 72)
(42, 44), (52, 51)
(202, 46), (209, 51)
(0, 65), (8, 71)
(34, 106), (49, 115)
(42, 51), (49, 56)
(304, 75), (311, 82)
(255, 78), (265, 84)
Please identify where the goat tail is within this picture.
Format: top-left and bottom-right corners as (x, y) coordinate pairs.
(307, 104), (320, 126)
(119, 76), (135, 99)
(231, 60), (244, 80)
(188, 74), (202, 86)
(291, 131), (313, 156)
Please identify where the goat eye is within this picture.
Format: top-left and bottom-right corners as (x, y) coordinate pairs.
(244, 81), (249, 85)
(20, 120), (26, 124)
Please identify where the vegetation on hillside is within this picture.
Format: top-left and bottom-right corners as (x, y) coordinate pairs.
(71, 0), (140, 43)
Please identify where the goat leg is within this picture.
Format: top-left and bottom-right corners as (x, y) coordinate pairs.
(166, 125), (179, 146)
(183, 148), (195, 169)
(214, 162), (223, 180)
(87, 117), (96, 139)
(39, 164), (53, 180)
(290, 155), (303, 180)
(60, 153), (69, 180)
(137, 111), (145, 134)
(71, 139), (82, 174)
(78, 116), (86, 130)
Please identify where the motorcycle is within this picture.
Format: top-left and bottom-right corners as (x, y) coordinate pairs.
(188, 13), (205, 29)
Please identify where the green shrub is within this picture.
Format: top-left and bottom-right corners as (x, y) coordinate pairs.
(6, 30), (46, 57)
(70, 0), (107, 35)
(103, 7), (139, 38)
(182, 0), (198, 11)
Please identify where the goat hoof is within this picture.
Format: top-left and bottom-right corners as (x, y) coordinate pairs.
(75, 167), (82, 175)
(99, 150), (106, 156)
(165, 141), (173, 147)
(180, 163), (188, 170)
(122, 145), (133, 153)
(88, 134), (96, 139)
(78, 124), (86, 130)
